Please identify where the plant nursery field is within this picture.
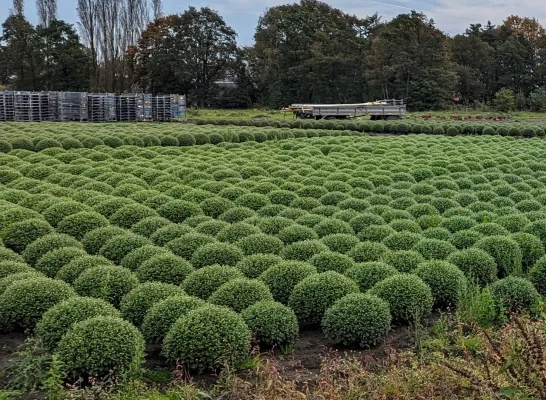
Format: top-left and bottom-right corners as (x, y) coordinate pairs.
(2, 122), (546, 398)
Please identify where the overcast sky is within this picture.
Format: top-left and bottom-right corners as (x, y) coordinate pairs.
(1, 0), (545, 45)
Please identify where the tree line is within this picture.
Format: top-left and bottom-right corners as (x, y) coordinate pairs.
(2, 0), (546, 111)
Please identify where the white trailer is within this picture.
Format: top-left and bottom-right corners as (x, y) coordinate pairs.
(286, 99), (406, 120)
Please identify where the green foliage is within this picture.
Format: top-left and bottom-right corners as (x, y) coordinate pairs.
(158, 200), (202, 223)
(35, 246), (87, 278)
(345, 262), (399, 292)
(348, 241), (389, 262)
(136, 253), (194, 284)
(56, 211), (109, 240)
(183, 265), (244, 299)
(120, 282), (183, 328)
(510, 232), (545, 273)
(414, 260), (467, 309)
(81, 226), (126, 255)
(55, 316), (145, 379)
(74, 265), (139, 307)
(309, 251), (355, 273)
(369, 274), (433, 324)
(382, 250), (425, 272)
(322, 293), (391, 348)
(55, 255), (112, 284)
(141, 295), (206, 344)
(3, 219), (53, 253)
(0, 277), (76, 332)
(446, 248), (497, 286)
(209, 278), (274, 312)
(0, 260), (34, 279)
(99, 233), (151, 265)
(490, 276), (540, 315)
(162, 305), (251, 372)
(36, 296), (120, 350)
(23, 233), (82, 266)
(474, 236), (522, 277)
(413, 238), (457, 260)
(236, 254), (283, 278)
(528, 256), (546, 297)
(259, 261), (317, 304)
(191, 242), (244, 268)
(241, 300), (299, 348)
(288, 271), (359, 326)
(493, 88), (516, 112)
(110, 204), (158, 229)
(236, 233), (284, 255)
(166, 233), (216, 259)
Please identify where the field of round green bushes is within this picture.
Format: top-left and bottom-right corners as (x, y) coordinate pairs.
(0, 121), (546, 384)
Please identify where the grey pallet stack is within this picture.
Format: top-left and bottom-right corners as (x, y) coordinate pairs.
(152, 95), (171, 122)
(0, 91), (15, 121)
(58, 92), (88, 121)
(88, 93), (116, 122)
(136, 94), (152, 121)
(116, 94), (137, 121)
(170, 95), (186, 121)
(13, 91), (48, 121)
(48, 92), (59, 121)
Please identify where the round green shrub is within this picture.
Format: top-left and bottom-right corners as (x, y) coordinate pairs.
(474, 236), (522, 277)
(55, 255), (112, 284)
(450, 229), (483, 250)
(183, 265), (244, 300)
(235, 193), (270, 211)
(120, 245), (169, 271)
(81, 226), (126, 255)
(177, 133), (196, 146)
(369, 274), (433, 324)
(357, 225), (396, 242)
(0, 260), (35, 279)
(42, 201), (90, 227)
(348, 242), (389, 263)
(241, 300), (299, 348)
(236, 254), (283, 279)
(216, 222), (261, 243)
(200, 197), (234, 219)
(0, 247), (24, 263)
(131, 216), (171, 238)
(446, 248), (497, 287)
(141, 295), (206, 344)
(109, 204), (158, 229)
(56, 211), (109, 241)
(0, 277), (76, 332)
(3, 219), (54, 253)
(35, 138), (62, 152)
(322, 293), (391, 348)
(309, 251), (355, 273)
(414, 261), (467, 309)
(313, 218), (353, 238)
(528, 256), (546, 297)
(235, 233), (284, 255)
(120, 282), (183, 328)
(99, 233), (150, 265)
(36, 296), (120, 350)
(320, 234), (359, 254)
(209, 278), (274, 312)
(23, 233), (82, 266)
(0, 271), (45, 294)
(345, 262), (399, 292)
(490, 276), (541, 315)
(191, 242), (244, 268)
(382, 250), (424, 273)
(277, 225), (318, 244)
(74, 265), (139, 307)
(162, 304), (251, 372)
(413, 238), (457, 260)
(258, 261), (317, 305)
(55, 316), (145, 379)
(288, 271), (359, 326)
(510, 232), (545, 273)
(151, 224), (194, 246)
(137, 253), (194, 285)
(280, 240), (329, 261)
(382, 232), (421, 251)
(35, 247), (88, 278)
(158, 200), (202, 223)
(166, 233), (217, 260)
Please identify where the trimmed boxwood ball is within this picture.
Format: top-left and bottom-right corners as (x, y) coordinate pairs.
(99, 233), (151, 265)
(357, 225), (396, 242)
(55, 316), (145, 379)
(23, 233), (83, 266)
(3, 219), (54, 253)
(474, 236), (522, 278)
(74, 265), (139, 308)
(529, 256), (546, 296)
(0, 271), (45, 295)
(382, 250), (425, 273)
(0, 247), (24, 263)
(345, 262), (399, 292)
(151, 224), (194, 246)
(141, 295), (206, 344)
(313, 218), (354, 238)
(450, 229), (483, 250)
(137, 253), (194, 285)
(209, 278), (274, 312)
(199, 197), (234, 219)
(510, 232), (545, 273)
(310, 251), (355, 273)
(382, 232), (421, 251)
(57, 211), (109, 240)
(0, 277), (76, 332)
(277, 224), (318, 244)
(413, 238), (457, 260)
(36, 296), (120, 350)
(414, 261), (467, 309)
(109, 203), (158, 229)
(236, 254), (283, 278)
(280, 239), (329, 261)
(446, 248), (497, 287)
(120, 282), (183, 328)
(81, 226), (126, 255)
(158, 200), (202, 223)
(216, 222), (261, 243)
(235, 233), (284, 255)
(288, 271), (359, 326)
(0, 260), (34, 279)
(320, 234), (359, 254)
(369, 274), (433, 325)
(56, 255), (112, 284)
(42, 201), (90, 227)
(191, 242), (244, 268)
(322, 293), (391, 348)
(348, 242), (389, 263)
(35, 246), (88, 278)
(120, 245), (169, 271)
(235, 193), (270, 211)
(162, 304), (251, 372)
(241, 300), (299, 348)
(259, 261), (317, 305)
(490, 276), (540, 315)
(166, 233), (216, 260)
(131, 216), (171, 238)
(183, 265), (244, 300)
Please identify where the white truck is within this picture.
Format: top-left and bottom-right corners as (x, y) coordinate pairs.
(285, 99), (406, 120)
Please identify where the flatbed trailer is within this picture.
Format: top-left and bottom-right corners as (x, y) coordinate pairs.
(286, 99), (406, 120)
